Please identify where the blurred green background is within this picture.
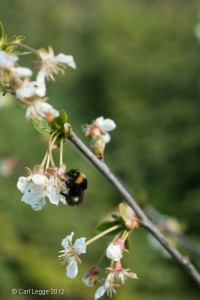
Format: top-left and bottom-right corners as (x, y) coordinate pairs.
(1, 0), (200, 299)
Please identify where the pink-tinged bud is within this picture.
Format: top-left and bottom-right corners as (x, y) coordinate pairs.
(90, 125), (102, 136)
(46, 167), (59, 176)
(115, 238), (125, 250)
(33, 164), (45, 175)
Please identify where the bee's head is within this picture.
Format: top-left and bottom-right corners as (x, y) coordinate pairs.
(66, 169), (80, 179)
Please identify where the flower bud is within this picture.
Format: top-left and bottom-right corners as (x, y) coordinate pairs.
(64, 122), (72, 137)
(91, 137), (106, 160)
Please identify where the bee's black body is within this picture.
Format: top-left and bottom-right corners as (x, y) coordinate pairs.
(61, 169), (88, 206)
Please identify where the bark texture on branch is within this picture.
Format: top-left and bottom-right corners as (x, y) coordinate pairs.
(68, 131), (200, 287)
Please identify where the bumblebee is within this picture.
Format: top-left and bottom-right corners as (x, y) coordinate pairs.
(60, 169), (88, 206)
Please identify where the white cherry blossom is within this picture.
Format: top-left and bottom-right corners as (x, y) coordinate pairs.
(17, 173), (49, 211)
(25, 100), (59, 121)
(59, 232), (86, 279)
(16, 76), (46, 99)
(94, 280), (118, 299)
(0, 50), (18, 68)
(0, 50), (32, 81)
(83, 116), (116, 143)
(95, 262), (138, 299)
(37, 46), (76, 81)
(106, 262), (138, 285)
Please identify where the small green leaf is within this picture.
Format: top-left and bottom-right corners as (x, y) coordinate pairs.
(95, 220), (124, 235)
(111, 213), (121, 219)
(32, 118), (52, 134)
(59, 110), (68, 123)
(119, 203), (127, 222)
(125, 236), (131, 251)
(5, 35), (25, 53)
(8, 34), (25, 44)
(50, 110), (68, 131)
(0, 22), (4, 40)
(0, 32), (7, 50)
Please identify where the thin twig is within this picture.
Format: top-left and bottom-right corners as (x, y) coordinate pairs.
(68, 131), (200, 287)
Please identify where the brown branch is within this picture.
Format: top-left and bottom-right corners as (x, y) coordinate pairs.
(68, 131), (200, 287)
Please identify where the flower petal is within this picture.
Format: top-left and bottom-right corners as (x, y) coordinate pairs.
(17, 176), (27, 192)
(94, 285), (106, 300)
(100, 119), (116, 132)
(61, 232), (74, 249)
(106, 244), (123, 261)
(25, 101), (59, 121)
(95, 116), (104, 126)
(21, 193), (32, 204)
(101, 132), (110, 143)
(47, 178), (66, 205)
(13, 67), (33, 78)
(16, 80), (46, 99)
(24, 180), (47, 199)
(31, 197), (46, 211)
(128, 273), (138, 280)
(67, 260), (78, 279)
(74, 237), (86, 254)
(32, 174), (48, 185)
(36, 69), (46, 82)
(56, 54), (76, 69)
(0, 50), (18, 67)
(82, 275), (94, 287)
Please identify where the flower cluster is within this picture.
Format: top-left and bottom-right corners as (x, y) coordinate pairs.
(58, 203), (139, 299)
(82, 116), (116, 160)
(1, 25), (139, 300)
(93, 239), (138, 300)
(94, 262), (138, 300)
(0, 44), (75, 121)
(17, 164), (67, 210)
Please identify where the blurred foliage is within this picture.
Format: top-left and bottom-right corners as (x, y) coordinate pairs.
(0, 0), (200, 299)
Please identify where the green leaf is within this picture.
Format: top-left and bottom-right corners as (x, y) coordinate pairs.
(0, 24), (7, 50)
(125, 236), (131, 251)
(119, 202), (129, 223)
(59, 110), (68, 124)
(32, 118), (52, 135)
(0, 22), (4, 40)
(50, 110), (68, 131)
(5, 35), (25, 53)
(95, 220), (124, 235)
(8, 34), (25, 44)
